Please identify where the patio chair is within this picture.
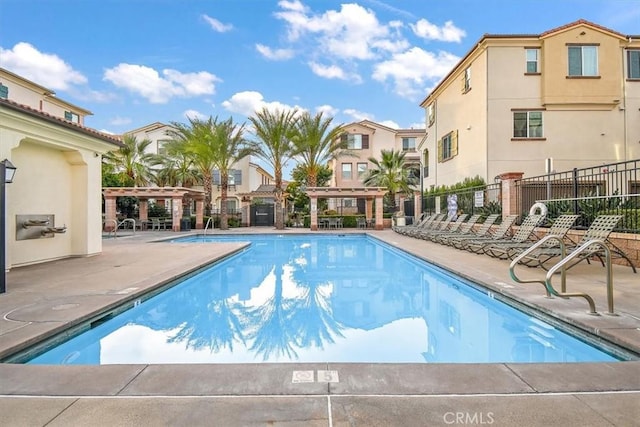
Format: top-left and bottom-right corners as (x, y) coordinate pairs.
(451, 214), (518, 251)
(395, 213), (432, 235)
(479, 214), (546, 259)
(513, 214), (635, 272)
(442, 214), (500, 248)
(430, 214), (482, 244)
(504, 214), (580, 261)
(404, 213), (446, 237)
(417, 214), (469, 241)
(357, 217), (367, 229)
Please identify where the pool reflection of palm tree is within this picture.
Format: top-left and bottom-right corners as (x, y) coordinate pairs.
(288, 283), (345, 349)
(245, 262), (300, 361)
(163, 272), (248, 353)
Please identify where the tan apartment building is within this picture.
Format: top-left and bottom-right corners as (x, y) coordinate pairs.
(126, 122), (275, 214)
(419, 19), (640, 190)
(0, 68), (122, 272)
(327, 120), (426, 214)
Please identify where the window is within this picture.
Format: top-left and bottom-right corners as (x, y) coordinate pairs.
(341, 133), (369, 149)
(344, 198), (355, 208)
(357, 162), (368, 178)
(462, 67), (471, 92)
(427, 103), (435, 127)
(64, 111), (80, 123)
(212, 169), (242, 186)
(226, 199), (237, 212)
(628, 50), (640, 79)
(423, 150), (429, 178)
(157, 139), (170, 155)
(437, 130), (458, 162)
(0, 83), (8, 99)
(513, 111), (543, 138)
(341, 163), (352, 180)
(525, 48), (539, 73)
(568, 45), (598, 76)
(402, 137), (416, 152)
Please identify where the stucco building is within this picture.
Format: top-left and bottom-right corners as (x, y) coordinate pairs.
(419, 19), (640, 190)
(0, 68), (122, 270)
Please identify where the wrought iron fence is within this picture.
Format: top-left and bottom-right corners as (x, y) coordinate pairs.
(422, 183), (502, 219)
(516, 159), (639, 232)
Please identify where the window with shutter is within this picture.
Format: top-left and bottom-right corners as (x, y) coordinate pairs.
(628, 50), (640, 79)
(212, 170), (220, 185)
(233, 169), (242, 185)
(437, 139), (443, 162)
(362, 134), (369, 149)
(0, 84), (8, 99)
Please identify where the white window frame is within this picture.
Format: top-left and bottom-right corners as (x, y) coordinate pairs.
(357, 162), (368, 178)
(402, 137), (416, 152)
(628, 49), (640, 79)
(341, 163), (352, 180)
(568, 45), (598, 77)
(347, 134), (362, 149)
(513, 111), (543, 138)
(442, 133), (453, 160)
(525, 48), (539, 73)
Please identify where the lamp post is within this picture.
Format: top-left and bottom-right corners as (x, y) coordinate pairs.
(1, 159), (17, 294)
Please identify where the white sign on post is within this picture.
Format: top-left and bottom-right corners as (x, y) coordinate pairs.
(474, 191), (484, 208)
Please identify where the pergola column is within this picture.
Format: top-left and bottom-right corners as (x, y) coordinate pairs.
(310, 195), (318, 231)
(104, 196), (117, 231)
(195, 199), (204, 229)
(171, 197), (182, 231)
(374, 195), (384, 230)
(366, 198), (373, 222)
(498, 172), (524, 220)
(139, 199), (148, 221)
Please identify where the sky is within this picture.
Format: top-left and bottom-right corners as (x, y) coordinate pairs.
(1, 0), (639, 176)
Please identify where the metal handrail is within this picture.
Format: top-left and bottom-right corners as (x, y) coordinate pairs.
(544, 239), (615, 316)
(203, 217), (213, 235)
(509, 235), (615, 315)
(103, 219), (118, 238)
(118, 218), (136, 234)
(509, 235), (567, 297)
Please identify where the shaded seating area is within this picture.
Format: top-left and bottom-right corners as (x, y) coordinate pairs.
(103, 187), (205, 232)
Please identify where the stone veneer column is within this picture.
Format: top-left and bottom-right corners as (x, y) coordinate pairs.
(195, 199), (204, 229)
(310, 195), (318, 231)
(498, 172), (524, 219)
(138, 199), (148, 221)
(171, 197), (182, 231)
(374, 195), (384, 230)
(414, 191), (421, 219)
(104, 196), (117, 231)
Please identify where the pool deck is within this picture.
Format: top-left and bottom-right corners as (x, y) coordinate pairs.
(1, 228), (639, 426)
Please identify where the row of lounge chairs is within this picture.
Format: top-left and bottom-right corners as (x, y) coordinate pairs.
(394, 212), (636, 273)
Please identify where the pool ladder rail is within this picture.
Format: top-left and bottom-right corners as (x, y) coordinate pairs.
(103, 218), (137, 238)
(509, 235), (615, 316)
(203, 217), (214, 235)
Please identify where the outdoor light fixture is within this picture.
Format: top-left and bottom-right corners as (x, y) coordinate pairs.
(3, 159), (16, 183)
(1, 158), (17, 294)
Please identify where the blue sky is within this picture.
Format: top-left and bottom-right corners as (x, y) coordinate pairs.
(1, 0), (639, 136)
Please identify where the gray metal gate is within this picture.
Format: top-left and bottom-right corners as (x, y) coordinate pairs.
(251, 205), (274, 226)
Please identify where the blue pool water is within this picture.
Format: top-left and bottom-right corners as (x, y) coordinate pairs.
(28, 234), (618, 364)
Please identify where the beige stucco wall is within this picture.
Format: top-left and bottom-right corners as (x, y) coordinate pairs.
(421, 22), (639, 189)
(1, 107), (114, 270)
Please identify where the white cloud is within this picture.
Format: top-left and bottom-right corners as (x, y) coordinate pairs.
(410, 19), (466, 43)
(275, 2), (405, 60)
(221, 91), (303, 117)
(202, 14), (233, 32)
(109, 116), (132, 126)
(184, 109), (208, 121)
(379, 120), (399, 129)
(409, 120), (426, 129)
(308, 62), (348, 80)
(255, 44), (295, 60)
(0, 42), (87, 90)
(343, 108), (373, 122)
(372, 47), (460, 100)
(315, 104), (339, 117)
(103, 64), (220, 104)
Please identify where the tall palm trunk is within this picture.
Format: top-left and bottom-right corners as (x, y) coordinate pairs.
(220, 172), (229, 230)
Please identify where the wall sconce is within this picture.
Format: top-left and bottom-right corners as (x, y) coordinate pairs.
(3, 159), (16, 183)
(1, 158), (18, 294)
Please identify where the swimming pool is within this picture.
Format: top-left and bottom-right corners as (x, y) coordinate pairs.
(27, 234), (619, 364)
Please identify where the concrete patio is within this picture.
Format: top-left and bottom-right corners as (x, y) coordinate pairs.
(1, 228), (639, 426)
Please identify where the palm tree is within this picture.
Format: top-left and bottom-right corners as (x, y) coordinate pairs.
(291, 111), (346, 187)
(153, 141), (201, 188)
(169, 117), (219, 214)
(102, 134), (156, 186)
(211, 118), (257, 230)
(363, 149), (413, 213)
(249, 107), (299, 230)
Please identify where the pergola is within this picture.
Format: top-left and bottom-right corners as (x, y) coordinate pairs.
(103, 187), (205, 231)
(304, 186), (388, 231)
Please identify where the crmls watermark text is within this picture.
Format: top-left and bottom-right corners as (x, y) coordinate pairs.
(443, 412), (495, 425)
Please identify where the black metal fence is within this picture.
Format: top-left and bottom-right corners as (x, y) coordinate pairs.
(516, 159), (639, 232)
(421, 183), (503, 220)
